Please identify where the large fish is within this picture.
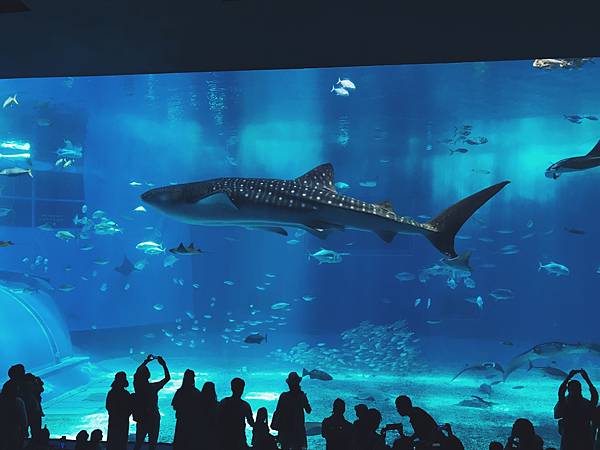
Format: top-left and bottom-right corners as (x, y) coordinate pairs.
(451, 361), (504, 381)
(546, 139), (600, 179)
(141, 163), (509, 257)
(504, 342), (600, 380)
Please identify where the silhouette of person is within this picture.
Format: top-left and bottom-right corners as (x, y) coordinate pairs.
(384, 395), (439, 450)
(26, 425), (52, 450)
(555, 369), (598, 450)
(321, 398), (353, 450)
(21, 373), (44, 440)
(217, 377), (254, 450)
(504, 418), (543, 450)
(488, 441), (503, 450)
(1, 364), (25, 392)
(198, 382), (218, 449)
(106, 371), (132, 450)
(252, 407), (278, 450)
(438, 423), (464, 450)
(171, 369), (201, 450)
(3, 364), (44, 440)
(89, 429), (103, 450)
(362, 408), (388, 450)
(353, 404), (370, 449)
(75, 430), (89, 450)
(132, 355), (171, 450)
(594, 406), (600, 450)
(271, 371), (312, 450)
(0, 379), (28, 450)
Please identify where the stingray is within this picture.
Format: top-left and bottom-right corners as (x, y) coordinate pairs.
(115, 256), (135, 276)
(169, 242), (204, 255)
(457, 395), (495, 408)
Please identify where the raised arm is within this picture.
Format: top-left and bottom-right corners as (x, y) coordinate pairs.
(155, 356), (171, 389)
(581, 369), (599, 406)
(137, 354), (153, 371)
(555, 369), (578, 418)
(558, 370), (578, 400)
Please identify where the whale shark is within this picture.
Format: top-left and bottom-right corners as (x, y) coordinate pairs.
(141, 163), (509, 257)
(546, 139), (600, 179)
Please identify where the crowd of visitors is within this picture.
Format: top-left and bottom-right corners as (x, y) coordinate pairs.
(1, 357), (598, 450)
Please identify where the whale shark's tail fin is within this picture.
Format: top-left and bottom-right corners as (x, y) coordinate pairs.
(426, 181), (510, 257)
(586, 139), (600, 157)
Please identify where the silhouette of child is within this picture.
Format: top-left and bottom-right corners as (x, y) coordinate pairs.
(252, 407), (278, 450)
(89, 429), (103, 450)
(74, 430), (89, 450)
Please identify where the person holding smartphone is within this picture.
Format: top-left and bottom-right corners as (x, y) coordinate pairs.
(132, 354), (171, 450)
(554, 369), (598, 450)
(504, 418), (543, 450)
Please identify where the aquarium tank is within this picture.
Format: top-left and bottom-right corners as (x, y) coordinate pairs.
(0, 57), (599, 449)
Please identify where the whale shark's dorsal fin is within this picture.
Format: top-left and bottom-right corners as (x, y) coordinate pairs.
(177, 243), (186, 252)
(375, 200), (394, 211)
(586, 139), (600, 157)
(294, 163), (337, 193)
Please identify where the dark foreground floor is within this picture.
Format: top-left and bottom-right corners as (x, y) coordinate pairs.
(46, 440), (172, 449)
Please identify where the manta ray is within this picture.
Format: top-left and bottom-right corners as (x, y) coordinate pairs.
(546, 139), (600, 179)
(141, 163), (509, 257)
(451, 361), (505, 381)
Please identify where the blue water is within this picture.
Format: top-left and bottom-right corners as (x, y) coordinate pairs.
(1, 60), (600, 448)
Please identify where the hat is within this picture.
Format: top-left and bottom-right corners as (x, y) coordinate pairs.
(111, 371), (129, 388)
(286, 371), (302, 384)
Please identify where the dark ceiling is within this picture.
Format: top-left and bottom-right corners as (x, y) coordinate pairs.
(0, 1), (599, 79)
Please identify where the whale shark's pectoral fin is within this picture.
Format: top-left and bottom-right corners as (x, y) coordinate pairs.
(247, 226), (288, 236)
(294, 163), (337, 193)
(199, 192), (239, 210)
(304, 221), (344, 239)
(586, 139), (600, 157)
(375, 230), (397, 243)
